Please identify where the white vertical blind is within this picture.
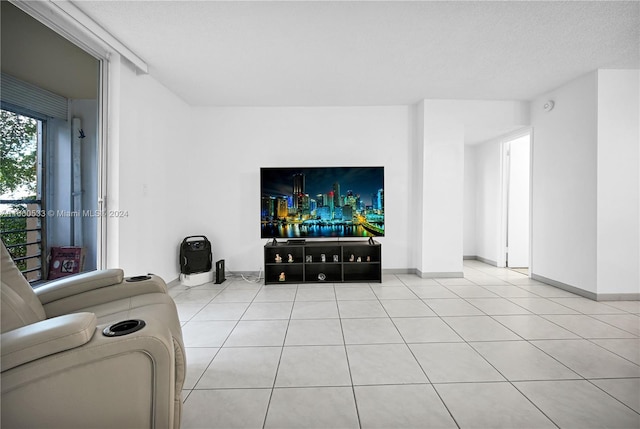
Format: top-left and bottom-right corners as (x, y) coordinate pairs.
(1, 73), (68, 119)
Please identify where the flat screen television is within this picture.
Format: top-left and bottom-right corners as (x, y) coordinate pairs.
(261, 166), (384, 239)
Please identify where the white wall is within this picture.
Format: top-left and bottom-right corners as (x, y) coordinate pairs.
(107, 58), (192, 280)
(99, 59), (532, 281)
(531, 71), (598, 293)
(420, 120), (464, 275)
(596, 69), (640, 296)
(186, 106), (414, 273)
(412, 102), (425, 271)
(103, 59), (637, 298)
(530, 69), (639, 298)
(463, 145), (476, 257)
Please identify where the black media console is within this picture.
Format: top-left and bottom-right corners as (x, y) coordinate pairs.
(263, 240), (381, 285)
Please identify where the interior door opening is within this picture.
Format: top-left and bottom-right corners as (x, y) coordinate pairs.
(503, 132), (531, 274)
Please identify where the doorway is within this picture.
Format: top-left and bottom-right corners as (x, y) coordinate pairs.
(502, 132), (531, 273)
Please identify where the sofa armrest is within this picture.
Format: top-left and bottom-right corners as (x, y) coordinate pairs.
(35, 269), (125, 304)
(1, 313), (97, 372)
(36, 271), (169, 318)
(1, 316), (177, 428)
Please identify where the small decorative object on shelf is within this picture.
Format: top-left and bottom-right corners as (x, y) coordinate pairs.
(318, 273), (326, 281)
(288, 254), (293, 263)
(333, 255), (339, 262)
(306, 255), (312, 263)
(275, 254), (282, 263)
(349, 254), (355, 262)
(357, 256), (362, 262)
(321, 254), (326, 262)
(367, 256), (371, 262)
(279, 272), (286, 282)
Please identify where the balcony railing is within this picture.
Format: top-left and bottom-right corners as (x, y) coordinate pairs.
(0, 199), (44, 283)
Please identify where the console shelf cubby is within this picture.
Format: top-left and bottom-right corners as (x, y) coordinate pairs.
(264, 240), (381, 285)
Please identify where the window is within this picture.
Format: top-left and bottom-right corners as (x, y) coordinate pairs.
(0, 109), (46, 282)
(2, 1), (105, 278)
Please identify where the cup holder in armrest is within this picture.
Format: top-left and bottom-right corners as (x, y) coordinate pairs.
(103, 319), (146, 337)
(126, 275), (152, 282)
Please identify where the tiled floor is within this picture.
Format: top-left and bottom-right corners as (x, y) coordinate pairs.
(171, 261), (640, 429)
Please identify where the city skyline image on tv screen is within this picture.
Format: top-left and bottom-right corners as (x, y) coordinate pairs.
(261, 167), (384, 238)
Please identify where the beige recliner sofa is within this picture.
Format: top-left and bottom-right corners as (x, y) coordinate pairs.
(1, 243), (186, 429)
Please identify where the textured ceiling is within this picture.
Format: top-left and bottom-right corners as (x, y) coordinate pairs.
(75, 1), (639, 106)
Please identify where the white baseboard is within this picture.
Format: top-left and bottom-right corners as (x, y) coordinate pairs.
(531, 273), (597, 300)
(463, 255), (498, 267)
(476, 256), (498, 267)
(596, 293), (640, 301)
(383, 268), (416, 275)
(531, 273), (640, 301)
(417, 270), (464, 279)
